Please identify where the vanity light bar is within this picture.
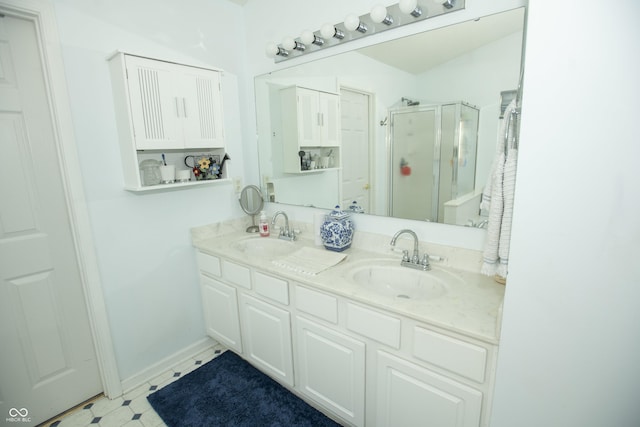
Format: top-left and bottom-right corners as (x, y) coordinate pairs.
(266, 0), (465, 63)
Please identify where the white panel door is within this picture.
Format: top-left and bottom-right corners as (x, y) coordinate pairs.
(340, 89), (371, 212)
(296, 316), (365, 427)
(201, 276), (242, 353)
(239, 294), (294, 387)
(377, 351), (483, 427)
(0, 14), (102, 424)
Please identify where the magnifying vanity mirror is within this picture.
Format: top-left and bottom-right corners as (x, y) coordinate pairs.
(254, 7), (525, 228)
(239, 185), (265, 233)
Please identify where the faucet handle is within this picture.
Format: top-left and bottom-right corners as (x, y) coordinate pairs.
(402, 250), (410, 262)
(420, 253), (430, 268)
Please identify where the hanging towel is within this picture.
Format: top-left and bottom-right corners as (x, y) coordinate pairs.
(481, 99), (518, 279)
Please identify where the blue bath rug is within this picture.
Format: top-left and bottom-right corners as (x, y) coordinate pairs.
(147, 350), (342, 427)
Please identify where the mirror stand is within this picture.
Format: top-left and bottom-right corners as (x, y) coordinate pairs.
(239, 185), (265, 233)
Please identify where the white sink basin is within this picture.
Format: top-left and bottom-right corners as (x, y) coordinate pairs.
(348, 262), (454, 300)
(231, 237), (298, 257)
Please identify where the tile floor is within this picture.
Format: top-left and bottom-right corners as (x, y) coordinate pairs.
(43, 344), (226, 427)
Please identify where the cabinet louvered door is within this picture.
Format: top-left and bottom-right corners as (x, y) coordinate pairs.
(181, 67), (225, 148)
(125, 56), (182, 150)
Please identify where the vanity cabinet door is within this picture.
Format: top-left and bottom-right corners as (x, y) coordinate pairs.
(200, 275), (242, 353)
(239, 294), (294, 387)
(296, 316), (365, 427)
(376, 351), (482, 427)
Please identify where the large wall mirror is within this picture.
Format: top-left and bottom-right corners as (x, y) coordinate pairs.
(254, 7), (525, 228)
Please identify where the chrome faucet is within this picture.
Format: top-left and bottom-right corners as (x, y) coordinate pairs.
(390, 229), (430, 271)
(272, 211), (296, 241)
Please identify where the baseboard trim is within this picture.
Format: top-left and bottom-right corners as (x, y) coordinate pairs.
(121, 337), (217, 394)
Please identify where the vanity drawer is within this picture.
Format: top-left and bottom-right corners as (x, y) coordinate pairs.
(295, 286), (338, 324)
(346, 303), (401, 348)
(413, 326), (487, 383)
(254, 271), (289, 305)
(197, 251), (221, 277)
(222, 260), (251, 289)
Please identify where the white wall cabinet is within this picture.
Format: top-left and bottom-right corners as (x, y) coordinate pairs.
(239, 293), (294, 387)
(296, 316), (366, 427)
(109, 52), (227, 190)
(280, 86), (341, 173)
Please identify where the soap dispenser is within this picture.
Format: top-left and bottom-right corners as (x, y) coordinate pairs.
(259, 211), (270, 237)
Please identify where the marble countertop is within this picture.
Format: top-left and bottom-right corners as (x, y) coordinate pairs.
(192, 219), (505, 345)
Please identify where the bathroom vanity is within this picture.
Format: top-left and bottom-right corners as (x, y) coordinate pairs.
(191, 220), (504, 427)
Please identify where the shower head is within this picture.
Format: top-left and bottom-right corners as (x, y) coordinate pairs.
(401, 97), (420, 106)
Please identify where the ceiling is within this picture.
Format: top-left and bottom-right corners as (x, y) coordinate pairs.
(344, 8), (523, 74)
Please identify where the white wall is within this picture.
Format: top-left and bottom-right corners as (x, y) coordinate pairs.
(491, 2), (640, 426)
(51, 0), (251, 380)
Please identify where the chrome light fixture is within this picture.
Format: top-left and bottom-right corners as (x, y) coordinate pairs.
(344, 13), (367, 33)
(370, 4), (394, 25)
(399, 0), (422, 17)
(282, 36), (306, 52)
(265, 42), (288, 58)
(301, 30), (324, 46)
(267, 0), (465, 63)
(320, 23), (345, 40)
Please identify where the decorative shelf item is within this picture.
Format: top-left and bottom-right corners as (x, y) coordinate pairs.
(320, 205), (354, 252)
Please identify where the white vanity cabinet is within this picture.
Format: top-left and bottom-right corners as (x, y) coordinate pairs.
(195, 248), (498, 427)
(109, 52), (226, 190)
(376, 351), (483, 427)
(198, 253), (242, 353)
(280, 86), (341, 173)
(197, 253), (295, 386)
(239, 293), (294, 387)
(296, 316), (366, 427)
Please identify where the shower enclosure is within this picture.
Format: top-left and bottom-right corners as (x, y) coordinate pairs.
(389, 101), (479, 222)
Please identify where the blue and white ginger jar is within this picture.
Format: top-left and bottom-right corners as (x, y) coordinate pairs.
(320, 206), (354, 252)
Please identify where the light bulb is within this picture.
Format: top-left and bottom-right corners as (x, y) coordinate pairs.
(320, 23), (344, 39)
(399, 0), (422, 17)
(265, 42), (278, 58)
(344, 13), (367, 33)
(301, 30), (324, 46)
(300, 30), (314, 45)
(282, 37), (296, 51)
(370, 4), (393, 25)
(282, 36), (305, 52)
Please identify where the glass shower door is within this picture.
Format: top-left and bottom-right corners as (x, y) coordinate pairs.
(390, 108), (438, 221)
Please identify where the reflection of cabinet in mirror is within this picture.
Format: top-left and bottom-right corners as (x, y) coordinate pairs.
(280, 86), (341, 174)
(109, 52), (227, 191)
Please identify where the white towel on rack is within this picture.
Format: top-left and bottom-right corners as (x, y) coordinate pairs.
(481, 99), (518, 278)
(497, 146), (517, 277)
